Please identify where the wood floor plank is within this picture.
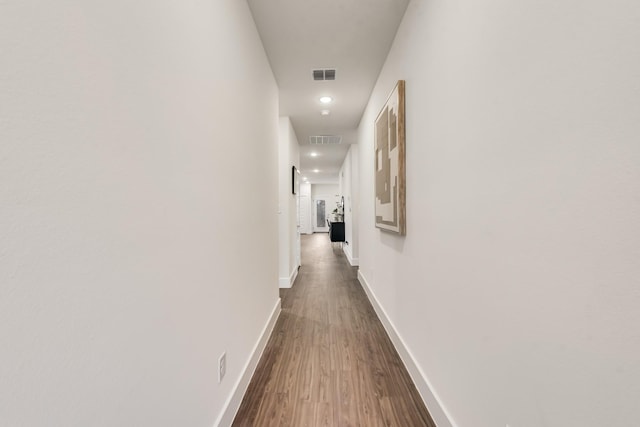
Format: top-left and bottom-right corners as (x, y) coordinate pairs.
(232, 234), (436, 427)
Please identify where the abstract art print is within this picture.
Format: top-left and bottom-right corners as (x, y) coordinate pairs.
(374, 80), (406, 235)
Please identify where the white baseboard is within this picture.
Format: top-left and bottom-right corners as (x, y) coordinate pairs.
(278, 265), (299, 288)
(214, 298), (281, 427)
(357, 271), (456, 427)
(343, 245), (359, 266)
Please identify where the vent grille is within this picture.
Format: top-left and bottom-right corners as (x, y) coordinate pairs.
(309, 135), (342, 145)
(312, 68), (336, 81)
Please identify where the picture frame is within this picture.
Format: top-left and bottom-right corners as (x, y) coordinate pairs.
(292, 165), (300, 195)
(374, 80), (406, 235)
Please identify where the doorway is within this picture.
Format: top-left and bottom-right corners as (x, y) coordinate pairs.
(299, 193), (311, 235)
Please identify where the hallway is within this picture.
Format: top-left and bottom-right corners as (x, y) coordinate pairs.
(3, 0), (639, 424)
(233, 234), (435, 426)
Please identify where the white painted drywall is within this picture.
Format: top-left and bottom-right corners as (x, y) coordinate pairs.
(278, 117), (301, 287)
(311, 184), (340, 201)
(357, 0), (640, 426)
(350, 146), (359, 262)
(0, 1), (279, 426)
(339, 146), (359, 265)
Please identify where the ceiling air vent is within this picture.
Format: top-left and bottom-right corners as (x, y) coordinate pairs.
(312, 68), (336, 81)
(309, 135), (342, 145)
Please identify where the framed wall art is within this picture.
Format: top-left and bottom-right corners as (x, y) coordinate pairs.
(292, 165), (300, 195)
(374, 80), (406, 235)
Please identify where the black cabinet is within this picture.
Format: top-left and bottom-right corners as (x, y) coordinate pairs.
(328, 221), (345, 242)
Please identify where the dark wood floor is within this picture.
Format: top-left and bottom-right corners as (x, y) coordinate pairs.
(232, 233), (435, 427)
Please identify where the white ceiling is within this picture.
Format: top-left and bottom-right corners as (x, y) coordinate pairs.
(247, 0), (410, 183)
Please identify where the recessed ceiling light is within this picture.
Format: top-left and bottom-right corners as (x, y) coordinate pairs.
(313, 169), (320, 173)
(310, 152), (318, 157)
(320, 110), (330, 116)
(319, 96), (332, 104)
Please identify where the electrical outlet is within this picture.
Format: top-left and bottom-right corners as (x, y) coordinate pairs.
(218, 352), (226, 383)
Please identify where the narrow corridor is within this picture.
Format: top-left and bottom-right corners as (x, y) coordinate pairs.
(233, 234), (435, 426)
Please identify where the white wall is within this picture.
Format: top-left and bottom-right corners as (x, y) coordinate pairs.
(357, 0), (640, 426)
(311, 184), (340, 201)
(0, 1), (279, 426)
(339, 146), (359, 265)
(278, 117), (301, 287)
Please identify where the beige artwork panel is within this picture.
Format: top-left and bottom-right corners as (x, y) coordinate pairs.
(374, 80), (406, 235)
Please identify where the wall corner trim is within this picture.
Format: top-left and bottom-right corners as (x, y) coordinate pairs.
(343, 246), (359, 266)
(214, 298), (281, 427)
(279, 265), (299, 288)
(357, 270), (457, 427)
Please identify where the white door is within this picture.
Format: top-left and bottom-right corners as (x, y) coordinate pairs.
(313, 198), (330, 232)
(299, 194), (311, 234)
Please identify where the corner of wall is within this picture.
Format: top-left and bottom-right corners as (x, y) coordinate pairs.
(343, 244), (358, 266)
(278, 265), (298, 289)
(357, 271), (456, 427)
(214, 298), (281, 427)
